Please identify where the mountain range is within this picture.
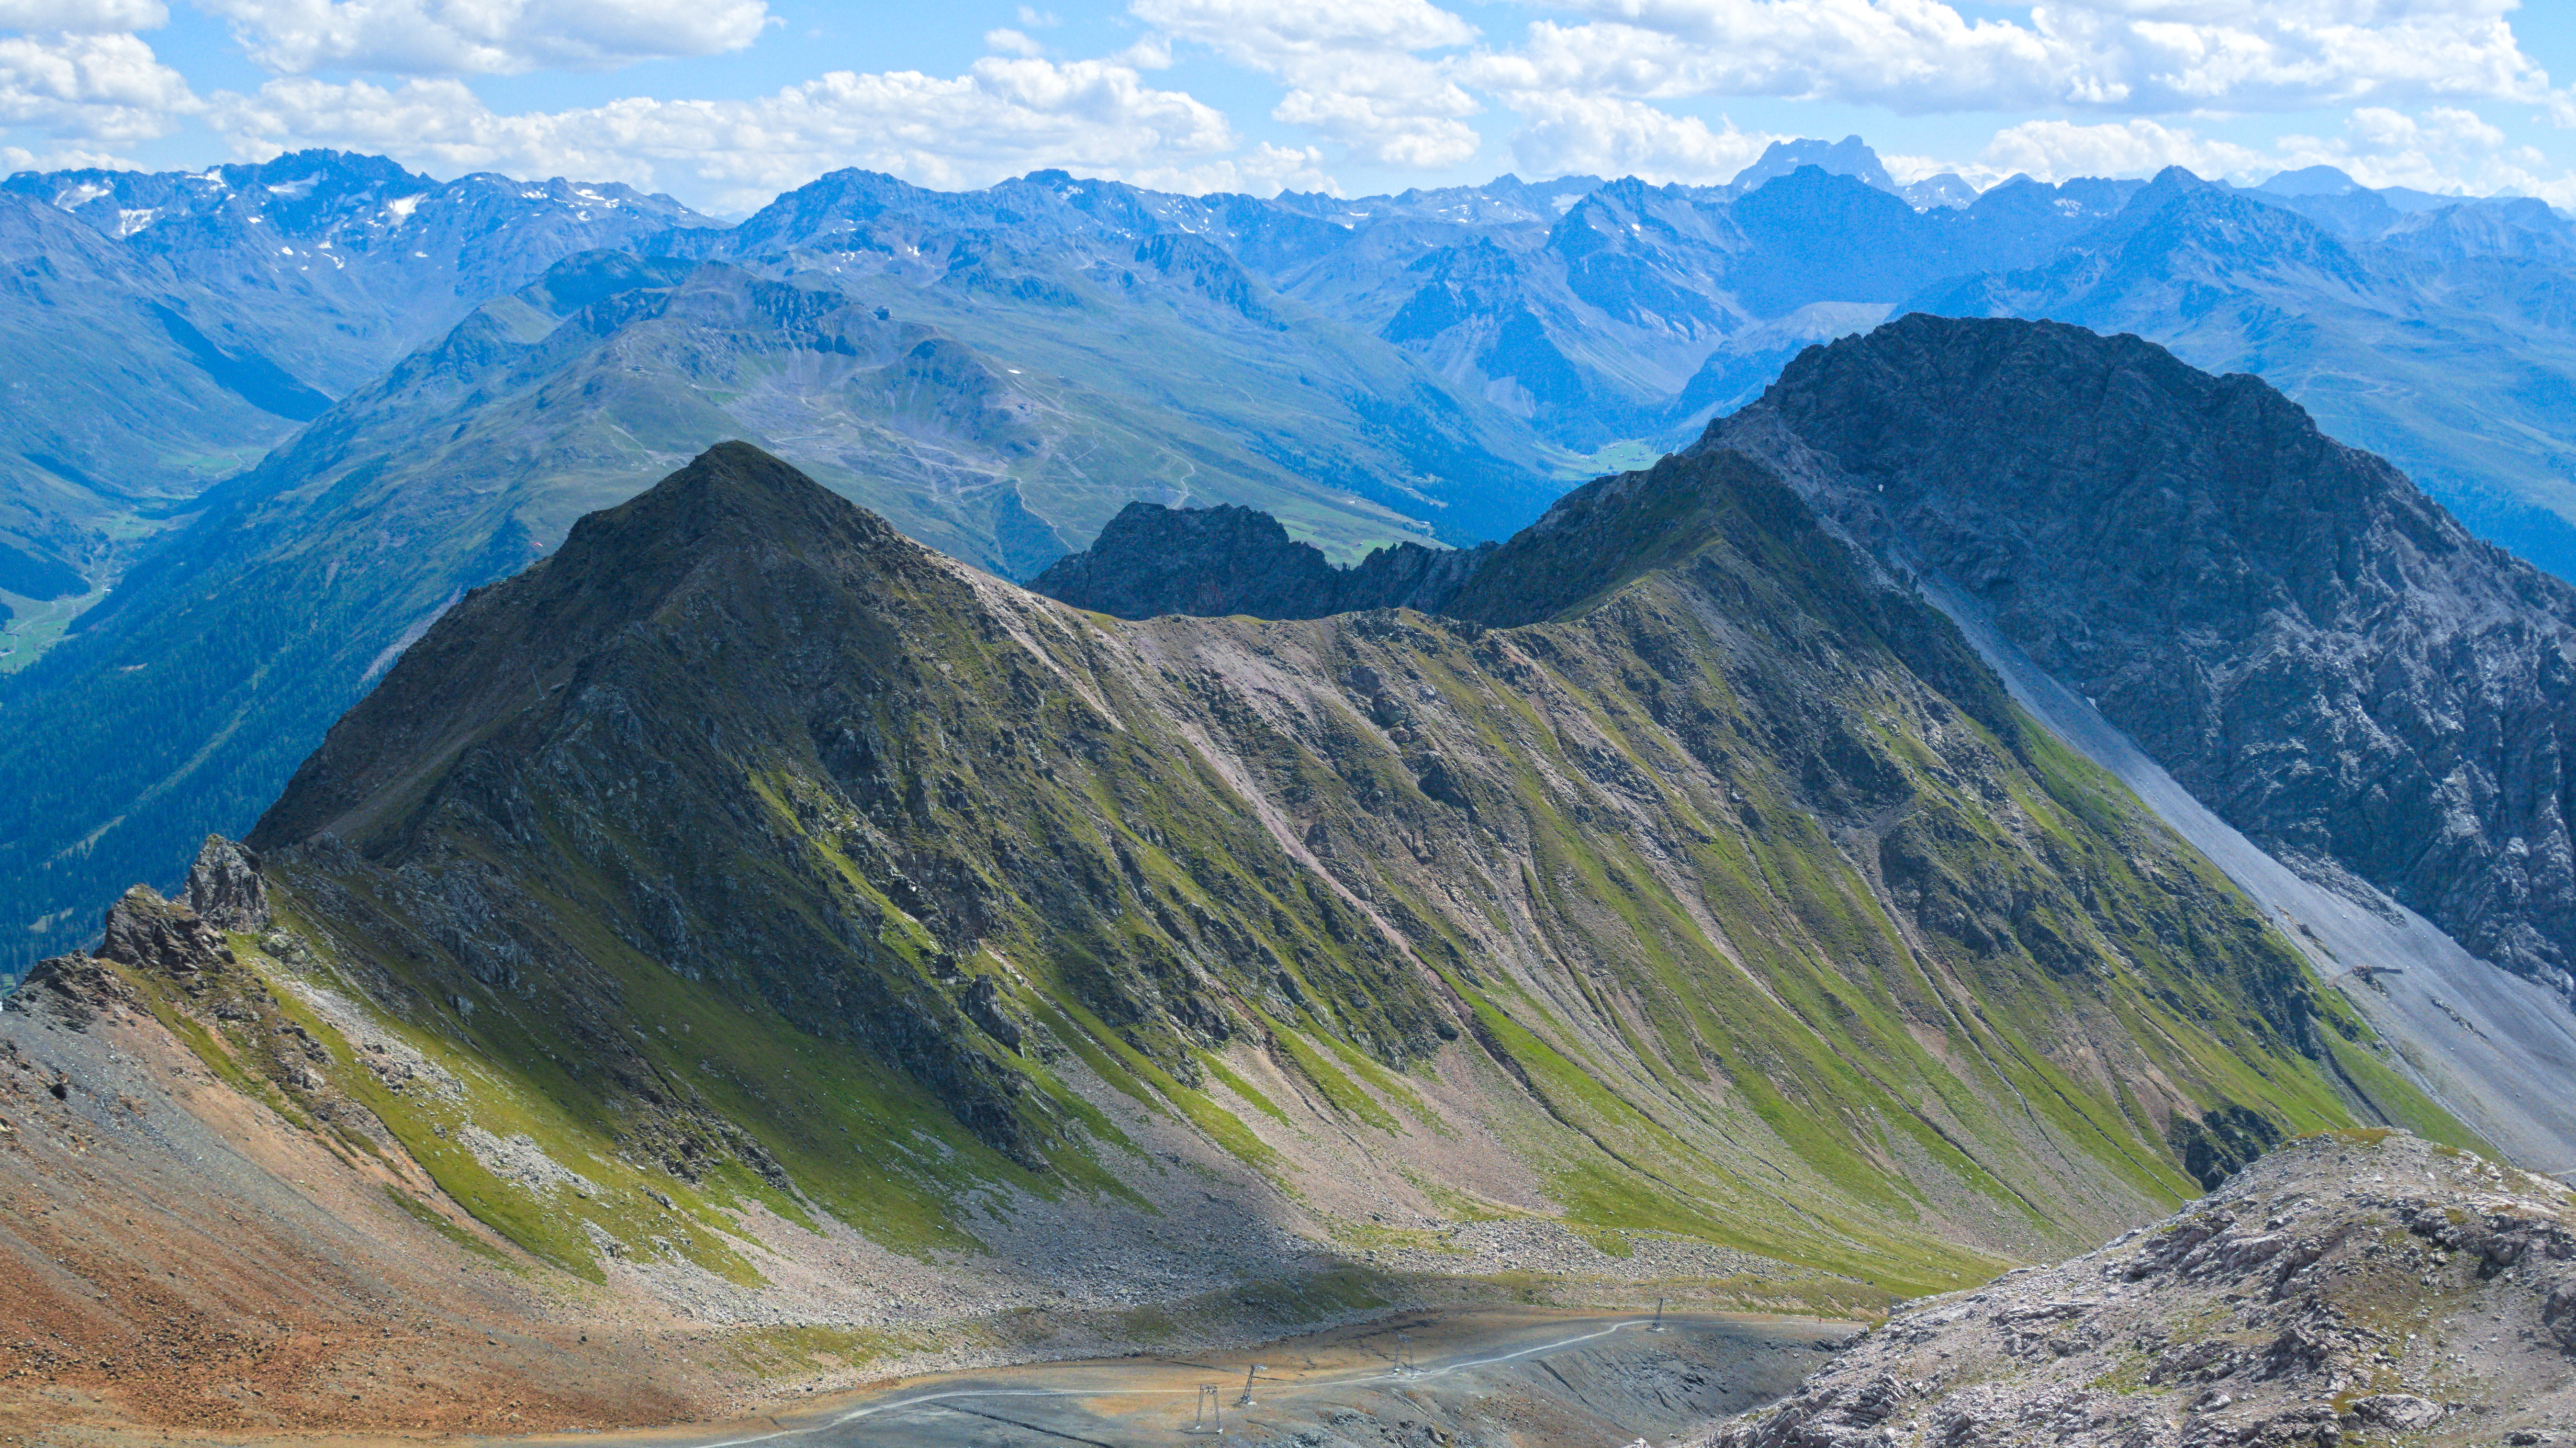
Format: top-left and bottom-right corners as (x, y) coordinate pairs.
(12, 141), (2576, 977)
(0, 422), (2477, 1434)
(4, 222), (2574, 1442)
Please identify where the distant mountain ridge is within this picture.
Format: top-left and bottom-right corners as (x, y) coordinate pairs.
(0, 149), (714, 664)
(1029, 502), (1493, 619)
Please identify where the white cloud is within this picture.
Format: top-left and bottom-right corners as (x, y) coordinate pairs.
(1970, 106), (2576, 205)
(1503, 92), (1771, 182)
(1479, 0), (2554, 116)
(1132, 0), (1483, 168)
(1980, 118), (2273, 182)
(195, 0), (771, 76)
(2291, 104), (2570, 201)
(1135, 0), (1476, 59)
(0, 30), (196, 146)
(0, 0), (167, 33)
(206, 58), (1331, 213)
(1, 141), (137, 169)
(986, 27), (1043, 58)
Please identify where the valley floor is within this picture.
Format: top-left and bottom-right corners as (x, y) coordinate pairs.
(596, 1307), (1845, 1448)
(3, 1307), (1853, 1448)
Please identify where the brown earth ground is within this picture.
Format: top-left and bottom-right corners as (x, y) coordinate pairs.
(0, 996), (1877, 1448)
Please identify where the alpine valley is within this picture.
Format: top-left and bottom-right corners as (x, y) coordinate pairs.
(4, 140), (2576, 1448)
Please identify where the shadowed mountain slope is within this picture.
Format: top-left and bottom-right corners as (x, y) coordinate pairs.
(1706, 313), (2576, 1010)
(1921, 170), (2576, 580)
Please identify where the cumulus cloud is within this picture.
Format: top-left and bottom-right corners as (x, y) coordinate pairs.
(1504, 92), (1771, 182)
(0, 0), (168, 33)
(1, 141), (134, 169)
(1132, 0), (1484, 168)
(1980, 117), (2274, 182)
(194, 0), (771, 76)
(1483, 0), (2554, 116)
(1971, 106), (2575, 204)
(2291, 104), (2568, 201)
(0, 30), (196, 147)
(206, 58), (1332, 213)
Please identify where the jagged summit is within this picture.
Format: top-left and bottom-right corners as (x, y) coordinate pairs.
(1731, 136), (1896, 194)
(1709, 311), (2576, 997)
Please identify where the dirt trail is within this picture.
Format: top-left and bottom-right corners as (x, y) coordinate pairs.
(595, 1308), (1854, 1448)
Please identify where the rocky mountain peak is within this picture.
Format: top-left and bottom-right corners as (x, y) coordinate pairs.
(1709, 312), (2576, 997)
(246, 441), (924, 854)
(1731, 136), (1896, 195)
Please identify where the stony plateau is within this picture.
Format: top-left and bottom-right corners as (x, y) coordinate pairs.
(0, 432), (2464, 1438)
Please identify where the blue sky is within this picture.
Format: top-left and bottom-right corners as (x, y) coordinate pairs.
(5, 0), (2574, 215)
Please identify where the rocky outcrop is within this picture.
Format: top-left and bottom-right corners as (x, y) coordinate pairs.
(96, 884), (235, 979)
(1708, 313), (2576, 1003)
(14, 875), (242, 1028)
(1697, 1130), (2576, 1448)
(183, 835), (269, 932)
(1028, 501), (1493, 618)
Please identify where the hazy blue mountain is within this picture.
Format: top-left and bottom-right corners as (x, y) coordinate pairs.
(5, 150), (712, 397)
(0, 150), (713, 669)
(1729, 135), (1898, 194)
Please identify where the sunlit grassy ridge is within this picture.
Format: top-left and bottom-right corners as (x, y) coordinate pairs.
(134, 440), (2476, 1309)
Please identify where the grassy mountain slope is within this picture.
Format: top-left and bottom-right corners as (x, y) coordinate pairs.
(146, 441), (2471, 1324)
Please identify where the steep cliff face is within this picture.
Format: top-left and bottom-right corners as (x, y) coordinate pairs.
(1029, 502), (1492, 618)
(1706, 314), (2576, 1004)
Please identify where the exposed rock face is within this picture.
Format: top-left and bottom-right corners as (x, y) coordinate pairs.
(1708, 313), (2576, 1002)
(16, 878), (241, 1028)
(96, 884), (235, 979)
(183, 835), (269, 932)
(1028, 501), (1493, 618)
(1693, 1130), (2576, 1448)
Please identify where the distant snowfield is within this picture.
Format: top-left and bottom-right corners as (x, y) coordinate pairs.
(1922, 572), (2576, 1182)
